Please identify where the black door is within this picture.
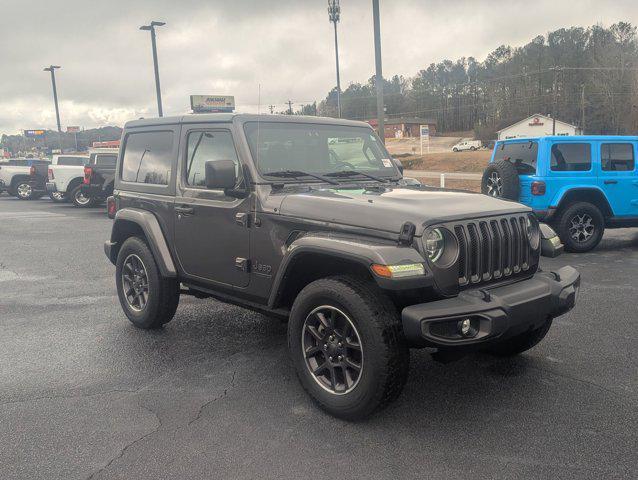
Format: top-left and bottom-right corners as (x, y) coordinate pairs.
(174, 126), (250, 288)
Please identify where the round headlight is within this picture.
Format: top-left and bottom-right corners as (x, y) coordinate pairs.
(525, 215), (540, 250)
(425, 228), (445, 262)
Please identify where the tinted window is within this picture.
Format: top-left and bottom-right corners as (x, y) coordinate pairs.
(57, 156), (86, 166)
(96, 154), (117, 167)
(121, 131), (173, 185)
(185, 130), (240, 187)
(493, 142), (538, 174)
(551, 143), (591, 171)
(601, 143), (634, 171)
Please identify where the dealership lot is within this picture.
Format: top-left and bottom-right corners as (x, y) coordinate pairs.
(1, 196), (637, 480)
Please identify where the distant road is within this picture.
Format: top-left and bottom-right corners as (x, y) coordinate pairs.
(404, 170), (482, 180)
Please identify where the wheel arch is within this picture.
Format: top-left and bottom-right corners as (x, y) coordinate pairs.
(268, 234), (427, 310)
(65, 176), (84, 194)
(107, 208), (177, 277)
(553, 187), (613, 218)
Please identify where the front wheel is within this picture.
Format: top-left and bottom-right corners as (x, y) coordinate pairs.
(554, 201), (604, 253)
(49, 191), (66, 203)
(288, 276), (409, 420)
(452, 147), (459, 152)
(115, 236), (180, 329)
(70, 184), (96, 208)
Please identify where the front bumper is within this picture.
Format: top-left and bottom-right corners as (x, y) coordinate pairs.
(0, 179), (5, 193)
(28, 179), (46, 193)
(402, 266), (580, 348)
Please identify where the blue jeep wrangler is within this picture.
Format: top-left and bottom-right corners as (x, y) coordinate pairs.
(482, 136), (638, 252)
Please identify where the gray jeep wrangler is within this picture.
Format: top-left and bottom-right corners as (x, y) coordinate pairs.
(105, 114), (580, 420)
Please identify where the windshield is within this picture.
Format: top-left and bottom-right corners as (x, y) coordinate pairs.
(244, 122), (398, 178)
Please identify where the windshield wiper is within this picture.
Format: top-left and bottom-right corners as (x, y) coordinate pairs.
(265, 170), (339, 185)
(325, 170), (390, 183)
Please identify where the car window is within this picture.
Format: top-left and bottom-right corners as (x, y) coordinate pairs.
(244, 122), (395, 175)
(493, 141), (538, 175)
(121, 131), (173, 185)
(550, 143), (591, 171)
(601, 143), (634, 172)
(57, 156), (86, 166)
(185, 130), (240, 187)
(96, 154), (117, 167)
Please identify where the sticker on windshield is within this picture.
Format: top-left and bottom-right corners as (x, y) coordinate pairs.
(381, 158), (393, 168)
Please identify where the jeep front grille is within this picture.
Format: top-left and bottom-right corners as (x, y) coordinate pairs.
(453, 215), (532, 287)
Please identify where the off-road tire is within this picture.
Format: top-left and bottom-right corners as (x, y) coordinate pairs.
(288, 275), (410, 420)
(484, 318), (553, 356)
(470, 146), (477, 151)
(481, 160), (520, 200)
(70, 184), (96, 208)
(453, 147), (459, 152)
(554, 201), (604, 253)
(115, 236), (179, 329)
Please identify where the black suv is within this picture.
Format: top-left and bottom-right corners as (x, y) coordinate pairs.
(105, 114), (580, 419)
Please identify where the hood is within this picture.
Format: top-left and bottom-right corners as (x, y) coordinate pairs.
(278, 185), (530, 234)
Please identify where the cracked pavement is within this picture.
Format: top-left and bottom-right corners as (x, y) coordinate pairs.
(0, 196), (637, 480)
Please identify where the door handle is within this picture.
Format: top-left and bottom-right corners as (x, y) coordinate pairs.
(604, 180), (618, 185)
(175, 205), (194, 215)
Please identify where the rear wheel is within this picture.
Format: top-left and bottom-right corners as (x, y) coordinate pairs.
(70, 184), (96, 207)
(452, 147), (459, 152)
(554, 201), (604, 253)
(115, 236), (180, 329)
(15, 181), (33, 200)
(288, 276), (409, 420)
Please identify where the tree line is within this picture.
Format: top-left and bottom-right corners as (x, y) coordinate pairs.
(316, 22), (638, 140)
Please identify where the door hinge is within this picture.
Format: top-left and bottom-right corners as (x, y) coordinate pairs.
(235, 257), (250, 272)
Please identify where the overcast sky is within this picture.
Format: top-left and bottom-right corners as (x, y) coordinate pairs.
(0, 0), (635, 134)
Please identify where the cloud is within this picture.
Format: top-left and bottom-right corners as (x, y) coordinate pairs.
(0, 0), (635, 134)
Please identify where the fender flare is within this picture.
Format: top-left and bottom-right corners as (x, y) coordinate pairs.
(267, 233), (427, 308)
(551, 186), (612, 213)
(107, 208), (177, 277)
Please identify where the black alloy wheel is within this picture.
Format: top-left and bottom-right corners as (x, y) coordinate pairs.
(302, 305), (363, 395)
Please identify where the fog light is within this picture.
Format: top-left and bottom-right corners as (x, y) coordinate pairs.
(459, 318), (471, 336)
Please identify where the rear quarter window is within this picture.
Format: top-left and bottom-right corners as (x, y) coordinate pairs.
(494, 142), (538, 174)
(96, 154), (117, 167)
(121, 131), (173, 185)
(57, 156), (86, 166)
(550, 143), (591, 172)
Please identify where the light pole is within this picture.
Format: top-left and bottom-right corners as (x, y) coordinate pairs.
(328, 0), (342, 118)
(372, 0), (385, 144)
(43, 65), (63, 151)
(140, 21), (166, 117)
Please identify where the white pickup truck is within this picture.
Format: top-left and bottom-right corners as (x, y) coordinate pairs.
(452, 139), (482, 152)
(0, 159), (50, 199)
(45, 154), (89, 202)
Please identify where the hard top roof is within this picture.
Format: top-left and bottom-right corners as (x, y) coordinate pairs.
(498, 135), (638, 142)
(124, 113), (372, 129)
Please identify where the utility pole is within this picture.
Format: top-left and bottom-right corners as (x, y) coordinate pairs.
(43, 65), (63, 151)
(140, 21), (166, 117)
(287, 100), (293, 115)
(551, 66), (559, 135)
(268, 105), (275, 114)
(372, 0), (385, 144)
(581, 84), (586, 134)
(328, 0), (342, 118)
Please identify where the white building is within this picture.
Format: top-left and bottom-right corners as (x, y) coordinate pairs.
(497, 114), (582, 140)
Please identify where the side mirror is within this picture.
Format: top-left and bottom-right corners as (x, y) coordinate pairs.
(540, 223), (564, 257)
(392, 158), (404, 175)
(205, 160), (236, 190)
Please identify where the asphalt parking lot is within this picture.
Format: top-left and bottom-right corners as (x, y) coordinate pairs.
(1, 195), (637, 480)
